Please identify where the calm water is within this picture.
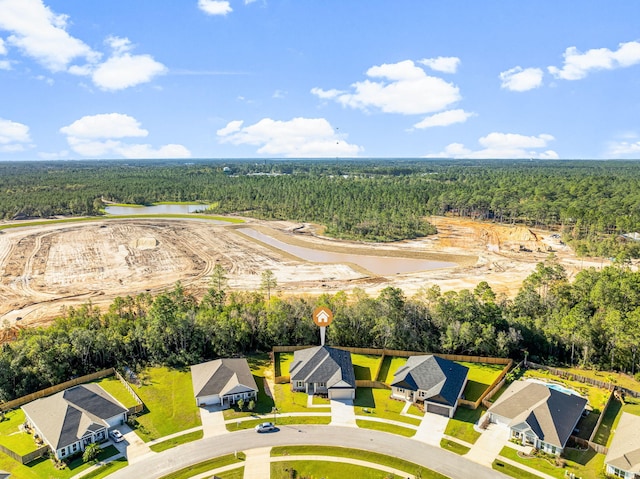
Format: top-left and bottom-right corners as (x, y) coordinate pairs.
(105, 204), (209, 215)
(239, 228), (457, 275)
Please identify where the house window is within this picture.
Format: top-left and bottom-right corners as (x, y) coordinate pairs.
(296, 381), (304, 388)
(397, 388), (404, 393)
(419, 391), (426, 397)
(72, 443), (77, 452)
(610, 466), (625, 478)
(60, 448), (66, 457)
(317, 382), (325, 388)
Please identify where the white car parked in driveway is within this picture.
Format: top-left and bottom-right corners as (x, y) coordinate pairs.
(110, 429), (124, 442)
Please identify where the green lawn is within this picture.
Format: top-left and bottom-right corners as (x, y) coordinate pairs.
(275, 352), (295, 378)
(0, 409), (39, 455)
(271, 446), (449, 479)
(354, 388), (421, 425)
(158, 453), (245, 479)
(0, 444), (119, 479)
(440, 438), (471, 455)
(594, 395), (640, 447)
(273, 383), (330, 413)
(93, 376), (140, 409)
(376, 356), (407, 383)
(149, 430), (203, 452)
(356, 419), (415, 437)
(272, 461), (407, 479)
(499, 445), (605, 479)
(78, 457), (128, 479)
(351, 354), (383, 381)
(493, 459), (541, 479)
(217, 467), (244, 479)
(132, 367), (201, 442)
(444, 406), (483, 444)
(226, 415), (330, 431)
(555, 366), (640, 394)
(459, 362), (505, 402)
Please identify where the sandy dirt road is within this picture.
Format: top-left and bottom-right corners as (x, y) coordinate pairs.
(0, 215), (603, 334)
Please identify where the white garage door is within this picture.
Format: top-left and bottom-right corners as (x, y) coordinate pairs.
(197, 394), (221, 406)
(329, 388), (354, 400)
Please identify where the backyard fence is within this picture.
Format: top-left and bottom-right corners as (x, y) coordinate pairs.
(0, 443), (49, 465)
(355, 380), (390, 389)
(569, 435), (608, 455)
(0, 368), (116, 412)
(526, 362), (640, 398)
(114, 369), (144, 414)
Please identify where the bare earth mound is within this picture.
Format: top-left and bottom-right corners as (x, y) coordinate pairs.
(0, 216), (602, 330)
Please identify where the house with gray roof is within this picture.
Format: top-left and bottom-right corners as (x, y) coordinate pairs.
(0, 471), (10, 479)
(390, 355), (468, 418)
(191, 358), (258, 407)
(21, 383), (127, 460)
(487, 380), (587, 455)
(289, 346), (355, 400)
(605, 412), (640, 478)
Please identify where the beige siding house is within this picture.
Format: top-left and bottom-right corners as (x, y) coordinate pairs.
(21, 384), (128, 460)
(191, 358), (258, 407)
(487, 380), (587, 455)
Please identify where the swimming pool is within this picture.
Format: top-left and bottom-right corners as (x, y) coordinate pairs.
(526, 378), (582, 397)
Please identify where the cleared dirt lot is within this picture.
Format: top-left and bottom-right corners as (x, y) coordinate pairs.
(0, 216), (601, 332)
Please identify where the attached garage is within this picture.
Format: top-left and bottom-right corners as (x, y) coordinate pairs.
(426, 402), (452, 417)
(196, 394), (220, 407)
(328, 387), (355, 400)
(489, 413), (510, 427)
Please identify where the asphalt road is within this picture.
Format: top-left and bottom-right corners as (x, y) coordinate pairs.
(108, 425), (510, 479)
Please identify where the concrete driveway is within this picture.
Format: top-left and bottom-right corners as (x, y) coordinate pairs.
(199, 405), (228, 437)
(413, 412), (448, 446)
(465, 423), (508, 466)
(330, 399), (357, 427)
(112, 424), (153, 464)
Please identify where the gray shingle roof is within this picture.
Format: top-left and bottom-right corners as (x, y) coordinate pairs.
(191, 358), (258, 399)
(390, 355), (469, 406)
(21, 383), (127, 451)
(488, 380), (587, 448)
(289, 346), (355, 389)
(605, 412), (640, 473)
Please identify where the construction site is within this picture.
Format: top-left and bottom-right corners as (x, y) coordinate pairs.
(0, 215), (598, 340)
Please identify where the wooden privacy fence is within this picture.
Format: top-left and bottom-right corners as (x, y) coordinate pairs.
(0, 443), (49, 465)
(526, 362), (640, 398)
(0, 368), (116, 412)
(114, 370), (144, 414)
(570, 436), (608, 455)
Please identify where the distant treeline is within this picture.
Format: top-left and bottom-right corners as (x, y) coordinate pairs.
(2, 260), (640, 401)
(2, 159), (640, 250)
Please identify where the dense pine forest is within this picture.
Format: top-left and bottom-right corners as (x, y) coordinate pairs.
(2, 159), (640, 255)
(2, 259), (640, 402)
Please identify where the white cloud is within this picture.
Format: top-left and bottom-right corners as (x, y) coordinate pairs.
(499, 66), (544, 92)
(60, 113), (190, 159)
(413, 109), (475, 129)
(0, 117), (32, 152)
(0, 0), (100, 72)
(419, 56), (460, 74)
(86, 36), (167, 91)
(60, 113), (148, 139)
(312, 60), (461, 115)
(548, 41), (640, 80)
(198, 0), (232, 16)
(217, 117), (362, 157)
(606, 140), (640, 158)
(426, 132), (558, 159)
(0, 3), (164, 90)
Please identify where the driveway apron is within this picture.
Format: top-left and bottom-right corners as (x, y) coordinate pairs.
(465, 424), (508, 466)
(115, 424), (153, 464)
(199, 405), (228, 437)
(412, 412), (448, 446)
(329, 399), (357, 427)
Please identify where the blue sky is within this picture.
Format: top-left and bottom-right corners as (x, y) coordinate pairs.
(0, 0), (639, 160)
